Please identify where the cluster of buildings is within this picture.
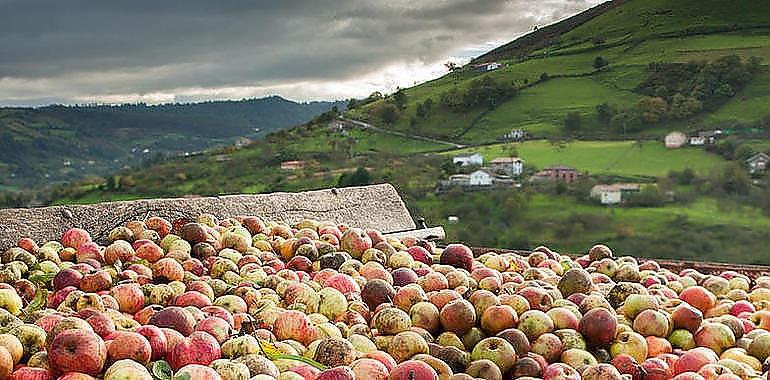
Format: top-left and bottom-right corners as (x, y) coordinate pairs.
(664, 131), (770, 175)
(441, 154), (524, 189)
(499, 129), (528, 142)
(442, 152), (591, 191)
(445, 152), (648, 206)
(664, 130), (723, 149)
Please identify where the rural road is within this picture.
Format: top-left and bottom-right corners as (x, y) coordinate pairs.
(339, 117), (466, 149)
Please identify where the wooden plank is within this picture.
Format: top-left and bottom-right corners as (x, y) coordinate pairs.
(0, 184), (415, 250)
(470, 247), (770, 279)
(384, 227), (446, 241)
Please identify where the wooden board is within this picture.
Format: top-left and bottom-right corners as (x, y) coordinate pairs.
(0, 184), (416, 250)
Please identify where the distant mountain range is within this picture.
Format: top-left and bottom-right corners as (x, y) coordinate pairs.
(0, 96), (344, 190)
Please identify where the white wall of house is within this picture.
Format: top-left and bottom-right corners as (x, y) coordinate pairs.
(512, 161), (523, 176)
(470, 170), (493, 186)
(600, 191), (622, 205)
(453, 153), (484, 166)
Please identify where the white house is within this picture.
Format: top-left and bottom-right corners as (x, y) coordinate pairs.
(747, 153), (770, 174)
(665, 132), (687, 149)
(469, 170), (494, 186)
(448, 174), (471, 185)
(689, 136), (706, 146)
(453, 153), (484, 167)
(490, 157), (524, 176)
(473, 62), (502, 72)
(590, 184), (641, 205)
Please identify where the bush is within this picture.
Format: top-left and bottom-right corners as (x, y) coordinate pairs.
(626, 186), (664, 207)
(596, 103), (617, 124)
(610, 111), (643, 133)
(370, 103), (400, 124)
(564, 112), (582, 132)
(338, 167), (371, 187)
(593, 56), (608, 69)
(440, 77), (517, 112)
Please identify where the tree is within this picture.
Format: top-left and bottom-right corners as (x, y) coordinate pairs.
(392, 89), (407, 110)
(596, 103), (616, 124)
(338, 167), (371, 187)
(593, 56), (608, 70)
(415, 102), (426, 118)
(735, 144), (755, 162)
(423, 98), (433, 111)
(669, 93), (702, 119)
(564, 112), (582, 132)
(371, 103), (399, 124)
(636, 96), (668, 124)
(707, 163), (751, 195)
(444, 62), (460, 73)
(610, 111), (643, 134)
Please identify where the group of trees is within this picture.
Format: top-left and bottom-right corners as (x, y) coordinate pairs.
(367, 89), (408, 124)
(583, 55), (762, 134)
(337, 167), (371, 187)
(440, 77), (518, 112)
(638, 55), (760, 109)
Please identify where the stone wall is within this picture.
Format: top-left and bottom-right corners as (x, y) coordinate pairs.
(0, 184), (415, 250)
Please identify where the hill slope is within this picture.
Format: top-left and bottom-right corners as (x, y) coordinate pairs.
(0, 96), (344, 190)
(348, 0), (770, 144)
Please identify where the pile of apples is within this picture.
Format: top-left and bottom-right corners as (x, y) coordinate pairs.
(1, 215), (770, 380)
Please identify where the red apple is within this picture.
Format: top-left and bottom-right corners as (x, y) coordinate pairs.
(106, 331), (152, 365)
(48, 330), (107, 376)
(149, 307), (197, 336)
(109, 283), (145, 314)
(174, 364), (220, 380)
(389, 360), (438, 380)
(439, 244), (474, 271)
(134, 325), (168, 361)
(579, 308), (617, 348)
(168, 331), (221, 371)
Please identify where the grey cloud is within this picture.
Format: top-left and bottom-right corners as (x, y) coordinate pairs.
(0, 0), (600, 105)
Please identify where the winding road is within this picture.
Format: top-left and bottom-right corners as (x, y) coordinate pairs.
(339, 117), (466, 149)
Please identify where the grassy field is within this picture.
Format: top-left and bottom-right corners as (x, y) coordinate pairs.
(559, 0), (770, 43)
(443, 140), (725, 177)
(417, 191), (770, 264)
(462, 76), (641, 141)
(705, 71), (770, 125)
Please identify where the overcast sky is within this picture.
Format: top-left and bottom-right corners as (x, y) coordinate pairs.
(0, 0), (601, 106)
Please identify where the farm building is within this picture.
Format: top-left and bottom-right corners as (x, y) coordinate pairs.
(280, 160), (306, 170)
(472, 62), (502, 72)
(490, 157), (524, 176)
(590, 184), (641, 205)
(665, 132), (688, 149)
(689, 136), (706, 146)
(747, 153), (770, 174)
(500, 129), (527, 141)
(234, 137), (252, 148)
(469, 170), (494, 186)
(447, 174), (471, 186)
(453, 153), (484, 167)
(530, 166), (581, 183)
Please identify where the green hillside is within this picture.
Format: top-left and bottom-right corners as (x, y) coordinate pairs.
(348, 0), (770, 144)
(0, 97), (344, 190)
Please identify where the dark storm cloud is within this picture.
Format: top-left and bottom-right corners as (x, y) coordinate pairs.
(0, 0), (600, 105)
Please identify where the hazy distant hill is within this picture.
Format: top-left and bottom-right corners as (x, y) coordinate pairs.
(0, 96), (344, 190)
